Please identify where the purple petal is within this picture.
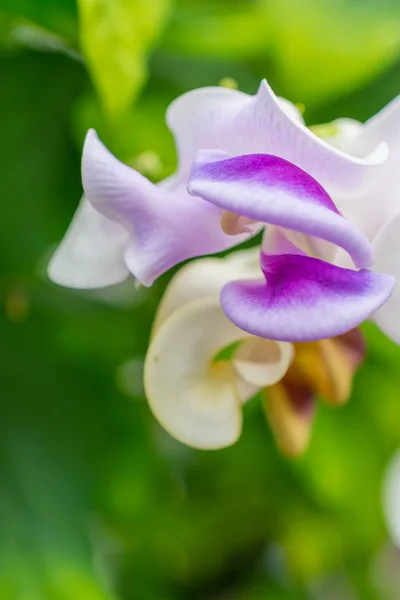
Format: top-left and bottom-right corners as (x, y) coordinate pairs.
(82, 130), (253, 286)
(188, 152), (374, 269)
(220, 254), (395, 342)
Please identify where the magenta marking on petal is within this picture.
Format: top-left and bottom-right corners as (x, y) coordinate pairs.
(220, 254), (395, 342)
(188, 152), (374, 269)
(193, 153), (340, 212)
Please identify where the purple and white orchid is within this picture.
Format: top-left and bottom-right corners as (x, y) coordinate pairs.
(49, 80), (395, 344)
(48, 79), (400, 449)
(143, 248), (365, 452)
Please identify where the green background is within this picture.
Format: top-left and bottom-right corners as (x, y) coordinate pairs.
(1, 0), (400, 598)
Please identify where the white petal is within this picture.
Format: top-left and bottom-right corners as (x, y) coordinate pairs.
(153, 247), (261, 332)
(383, 449), (400, 547)
(167, 80), (387, 200)
(48, 197), (130, 289)
(372, 212), (400, 343)
(313, 118), (364, 153)
(321, 101), (400, 240)
(337, 98), (400, 239)
(167, 85), (251, 181)
(249, 82), (387, 199)
(263, 385), (315, 458)
(232, 338), (293, 387)
(144, 298), (252, 449)
(278, 97), (305, 124)
(350, 95), (400, 158)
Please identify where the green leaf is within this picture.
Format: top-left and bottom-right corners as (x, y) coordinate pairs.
(0, 52), (86, 278)
(269, 0), (400, 104)
(0, 0), (78, 41)
(77, 0), (171, 117)
(162, 0), (400, 106)
(163, 1), (273, 59)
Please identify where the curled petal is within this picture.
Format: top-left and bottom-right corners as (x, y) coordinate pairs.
(221, 254), (395, 342)
(82, 130), (252, 286)
(263, 383), (315, 458)
(48, 197), (130, 289)
(232, 338), (293, 387)
(167, 86), (251, 182)
(188, 152), (373, 269)
(82, 130), (158, 222)
(144, 298), (252, 449)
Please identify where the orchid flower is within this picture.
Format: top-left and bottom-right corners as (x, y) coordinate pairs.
(48, 80), (387, 290)
(144, 249), (365, 454)
(48, 80), (400, 452)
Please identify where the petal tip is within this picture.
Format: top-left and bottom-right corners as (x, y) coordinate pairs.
(221, 256), (396, 342)
(82, 128), (100, 157)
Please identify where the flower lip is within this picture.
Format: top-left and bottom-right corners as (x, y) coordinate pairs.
(188, 150), (374, 269)
(220, 253), (395, 342)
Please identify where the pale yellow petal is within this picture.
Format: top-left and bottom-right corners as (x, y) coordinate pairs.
(292, 339), (354, 405)
(232, 337), (293, 387)
(144, 298), (253, 449)
(263, 383), (315, 458)
(310, 118), (363, 153)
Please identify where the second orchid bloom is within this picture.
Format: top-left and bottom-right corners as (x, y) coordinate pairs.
(49, 80), (400, 454)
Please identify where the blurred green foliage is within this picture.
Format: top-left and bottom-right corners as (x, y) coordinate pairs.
(1, 0), (400, 598)
(77, 0), (171, 117)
